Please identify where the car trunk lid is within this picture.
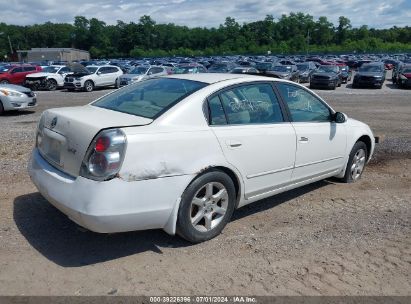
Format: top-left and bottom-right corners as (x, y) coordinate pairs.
(38, 105), (152, 177)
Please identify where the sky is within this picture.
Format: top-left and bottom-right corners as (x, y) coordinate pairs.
(1, 0), (410, 29)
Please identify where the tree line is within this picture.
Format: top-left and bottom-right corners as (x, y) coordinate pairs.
(0, 13), (410, 59)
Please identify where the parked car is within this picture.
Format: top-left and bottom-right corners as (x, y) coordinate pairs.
(392, 61), (404, 84)
(28, 74), (375, 243)
(352, 62), (386, 89)
(296, 62), (317, 83)
(119, 66), (168, 86)
(64, 65), (123, 92)
(339, 65), (352, 83)
(310, 65), (342, 90)
(397, 64), (411, 88)
(229, 67), (259, 74)
(0, 65), (42, 85)
(0, 83), (37, 115)
(173, 64), (207, 74)
(208, 62), (237, 73)
(255, 62), (276, 73)
(266, 65), (300, 82)
(24, 65), (71, 91)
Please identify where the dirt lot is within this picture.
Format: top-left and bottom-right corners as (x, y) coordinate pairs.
(0, 75), (410, 296)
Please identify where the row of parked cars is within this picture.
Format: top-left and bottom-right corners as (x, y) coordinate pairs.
(1, 53), (410, 115)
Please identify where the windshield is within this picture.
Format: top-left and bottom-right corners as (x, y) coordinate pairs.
(93, 78), (207, 119)
(0, 66), (12, 73)
(129, 67), (148, 75)
(359, 65), (383, 72)
(296, 64), (309, 71)
(271, 66), (290, 72)
(86, 67), (98, 73)
(42, 66), (60, 73)
(208, 64), (228, 72)
(317, 66), (338, 73)
(256, 62), (271, 69)
(174, 66), (199, 74)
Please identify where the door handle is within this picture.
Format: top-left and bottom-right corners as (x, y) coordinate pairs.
(227, 140), (242, 148)
(299, 136), (309, 143)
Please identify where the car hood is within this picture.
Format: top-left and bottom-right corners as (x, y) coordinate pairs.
(0, 83), (32, 93)
(401, 73), (411, 78)
(38, 105), (153, 177)
(356, 72), (383, 77)
(267, 71), (290, 77)
(26, 72), (56, 78)
(67, 63), (91, 75)
(312, 72), (335, 77)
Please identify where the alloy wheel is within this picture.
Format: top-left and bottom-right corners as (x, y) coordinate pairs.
(190, 182), (229, 232)
(350, 149), (366, 181)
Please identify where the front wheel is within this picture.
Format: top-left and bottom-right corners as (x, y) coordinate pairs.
(84, 80), (94, 92)
(341, 141), (368, 183)
(177, 171), (236, 243)
(0, 79), (9, 84)
(0, 101), (4, 115)
(46, 79), (58, 91)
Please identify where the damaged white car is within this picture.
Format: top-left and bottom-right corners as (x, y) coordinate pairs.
(29, 74), (376, 243)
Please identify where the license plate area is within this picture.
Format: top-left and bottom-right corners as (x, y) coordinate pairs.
(38, 128), (66, 167)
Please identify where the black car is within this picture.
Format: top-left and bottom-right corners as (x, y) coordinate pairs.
(266, 65), (300, 82)
(255, 61), (276, 73)
(296, 62), (317, 83)
(352, 62), (386, 89)
(310, 65), (342, 90)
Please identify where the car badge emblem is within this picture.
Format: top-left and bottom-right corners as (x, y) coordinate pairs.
(50, 117), (58, 129)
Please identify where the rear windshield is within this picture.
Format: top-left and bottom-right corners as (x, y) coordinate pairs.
(93, 78), (207, 119)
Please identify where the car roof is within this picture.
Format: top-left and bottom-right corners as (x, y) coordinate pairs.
(167, 73), (280, 84)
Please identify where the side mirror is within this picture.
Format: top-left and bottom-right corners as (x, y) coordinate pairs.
(97, 71), (101, 75)
(334, 112), (346, 123)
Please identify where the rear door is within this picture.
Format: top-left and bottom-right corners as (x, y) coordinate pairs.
(208, 82), (296, 200)
(10, 67), (25, 84)
(275, 82), (347, 182)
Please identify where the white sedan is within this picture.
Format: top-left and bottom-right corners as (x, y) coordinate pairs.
(28, 74), (375, 243)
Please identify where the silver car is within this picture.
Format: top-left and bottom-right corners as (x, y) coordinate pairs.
(119, 66), (168, 86)
(0, 84), (37, 115)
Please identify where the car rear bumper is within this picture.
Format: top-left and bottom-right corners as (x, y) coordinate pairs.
(28, 148), (193, 234)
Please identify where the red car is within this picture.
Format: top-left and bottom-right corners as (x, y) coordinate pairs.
(0, 64), (42, 85)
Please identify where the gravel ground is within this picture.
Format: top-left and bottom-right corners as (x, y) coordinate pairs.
(0, 73), (410, 296)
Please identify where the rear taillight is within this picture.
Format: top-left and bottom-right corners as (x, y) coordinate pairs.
(80, 129), (127, 181)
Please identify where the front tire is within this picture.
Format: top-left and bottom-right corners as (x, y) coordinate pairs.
(84, 80), (94, 92)
(0, 101), (4, 115)
(177, 171), (236, 243)
(341, 141), (368, 183)
(0, 80), (9, 84)
(46, 79), (58, 91)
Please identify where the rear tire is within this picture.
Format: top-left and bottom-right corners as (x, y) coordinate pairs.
(0, 80), (9, 84)
(177, 170), (236, 243)
(341, 141), (368, 183)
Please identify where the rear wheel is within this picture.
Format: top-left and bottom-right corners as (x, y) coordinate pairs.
(115, 78), (120, 89)
(84, 80), (94, 92)
(46, 79), (58, 91)
(0, 101), (4, 115)
(341, 141), (368, 183)
(177, 171), (236, 243)
(0, 79), (9, 84)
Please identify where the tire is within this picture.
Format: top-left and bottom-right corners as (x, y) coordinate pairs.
(0, 101), (4, 115)
(309, 84), (314, 89)
(0, 79), (9, 84)
(115, 78), (120, 89)
(176, 170), (236, 243)
(338, 79), (341, 87)
(46, 79), (57, 91)
(84, 80), (94, 92)
(341, 141), (368, 183)
(332, 80), (337, 90)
